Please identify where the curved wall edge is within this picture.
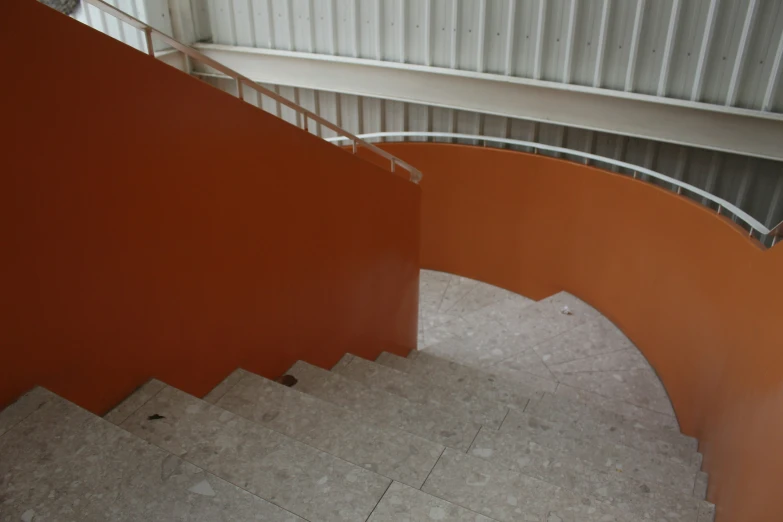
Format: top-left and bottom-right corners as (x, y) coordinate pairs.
(381, 142), (782, 522)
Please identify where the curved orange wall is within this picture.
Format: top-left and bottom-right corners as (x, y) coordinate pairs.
(0, 2), (419, 414)
(380, 142), (782, 522)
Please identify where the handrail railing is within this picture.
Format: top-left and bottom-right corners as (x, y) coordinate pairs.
(80, 0), (422, 184)
(327, 132), (782, 245)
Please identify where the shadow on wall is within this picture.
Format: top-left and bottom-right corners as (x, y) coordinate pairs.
(0, 1), (420, 415)
(379, 142), (783, 522)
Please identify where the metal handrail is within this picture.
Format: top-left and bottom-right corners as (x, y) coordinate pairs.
(80, 0), (422, 184)
(327, 131), (783, 243)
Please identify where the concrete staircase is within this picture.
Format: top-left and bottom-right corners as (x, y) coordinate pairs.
(0, 296), (714, 521)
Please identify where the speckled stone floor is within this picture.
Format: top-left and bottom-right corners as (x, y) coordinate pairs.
(0, 269), (716, 522)
(418, 269), (680, 430)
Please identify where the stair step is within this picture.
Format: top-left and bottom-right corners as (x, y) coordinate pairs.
(285, 360), (481, 451)
(0, 388), (306, 522)
(334, 355), (521, 429)
(104, 378), (166, 425)
(0, 386), (55, 437)
(528, 391), (697, 453)
(212, 369), (444, 489)
(119, 384), (391, 522)
(203, 367), (249, 404)
(422, 447), (634, 522)
(525, 395), (699, 467)
(387, 349), (698, 463)
(379, 350), (538, 410)
(368, 481), (497, 522)
(469, 426), (708, 521)
(498, 411), (699, 496)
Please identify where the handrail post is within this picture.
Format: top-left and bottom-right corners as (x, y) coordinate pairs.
(144, 27), (154, 57)
(236, 78), (243, 100)
(391, 159), (396, 172)
(352, 140), (357, 154)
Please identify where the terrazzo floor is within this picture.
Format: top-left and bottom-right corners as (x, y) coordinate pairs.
(417, 269), (680, 430)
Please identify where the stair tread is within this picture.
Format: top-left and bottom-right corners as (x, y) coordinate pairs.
(368, 481), (498, 522)
(379, 351), (538, 414)
(286, 360), (481, 451)
(396, 349), (695, 451)
(335, 355), (522, 429)
(104, 378), (166, 425)
(214, 369), (444, 489)
(0, 388), (305, 522)
(422, 447), (635, 522)
(530, 391), (697, 452)
(498, 410), (699, 496)
(120, 384), (391, 522)
(470, 427), (707, 521)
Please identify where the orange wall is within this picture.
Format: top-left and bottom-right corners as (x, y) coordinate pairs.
(0, 1), (419, 413)
(380, 142), (782, 522)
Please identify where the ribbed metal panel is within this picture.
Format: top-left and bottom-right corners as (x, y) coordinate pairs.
(202, 0), (783, 113)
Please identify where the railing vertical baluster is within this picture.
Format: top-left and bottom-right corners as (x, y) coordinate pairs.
(144, 27), (154, 57)
(352, 140), (357, 154)
(391, 159), (396, 172)
(236, 78), (244, 100)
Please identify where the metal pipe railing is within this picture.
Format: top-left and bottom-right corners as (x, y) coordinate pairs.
(80, 0), (422, 184)
(327, 132), (782, 245)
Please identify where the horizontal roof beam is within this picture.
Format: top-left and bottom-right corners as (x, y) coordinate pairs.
(191, 43), (783, 162)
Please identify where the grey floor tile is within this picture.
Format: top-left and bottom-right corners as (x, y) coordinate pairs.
(216, 372), (444, 489)
(0, 386), (55, 437)
(470, 428), (702, 521)
(422, 448), (634, 522)
(499, 411), (698, 496)
(555, 367), (676, 417)
(330, 353), (355, 372)
(286, 361), (481, 452)
(697, 502), (716, 522)
(531, 317), (635, 367)
(367, 481), (499, 522)
(121, 385), (390, 522)
(524, 394), (697, 465)
(693, 471), (709, 500)
(0, 395), (305, 522)
(203, 368), (251, 404)
(334, 356), (510, 429)
(376, 351), (415, 372)
(403, 350), (541, 412)
(104, 379), (166, 425)
(542, 388), (687, 441)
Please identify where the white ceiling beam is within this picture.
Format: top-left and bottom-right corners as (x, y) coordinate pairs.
(533, 0), (546, 80)
(762, 30), (783, 111)
(657, 0), (680, 97)
(593, 0), (611, 88)
(624, 0), (644, 92)
(562, 0), (577, 83)
(477, 0), (487, 73)
(726, 0), (758, 107)
(192, 44), (783, 161)
(691, 0), (719, 102)
(504, 0), (516, 75)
